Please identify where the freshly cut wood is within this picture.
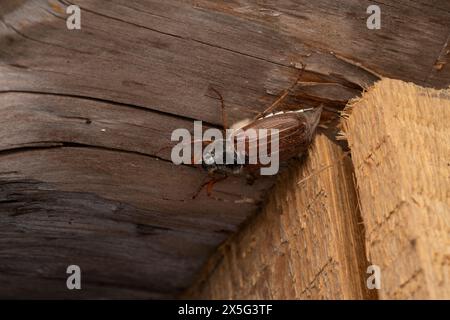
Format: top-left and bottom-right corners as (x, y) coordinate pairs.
(186, 134), (375, 299)
(342, 79), (450, 299)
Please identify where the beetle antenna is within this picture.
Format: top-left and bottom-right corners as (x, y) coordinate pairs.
(297, 107), (315, 113)
(156, 139), (212, 164)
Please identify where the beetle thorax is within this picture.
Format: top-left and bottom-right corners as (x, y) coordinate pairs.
(201, 139), (245, 175)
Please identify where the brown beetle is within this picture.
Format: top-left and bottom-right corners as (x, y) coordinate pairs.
(193, 87), (322, 198)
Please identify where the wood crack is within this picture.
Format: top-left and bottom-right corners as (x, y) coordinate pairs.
(0, 141), (174, 165)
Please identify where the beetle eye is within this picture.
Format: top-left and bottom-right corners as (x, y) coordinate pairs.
(204, 153), (215, 165)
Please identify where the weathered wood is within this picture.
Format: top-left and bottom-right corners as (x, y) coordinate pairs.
(185, 134), (375, 299)
(0, 147), (275, 298)
(342, 79), (450, 299)
(0, 0), (449, 298)
(0, 91), (203, 161)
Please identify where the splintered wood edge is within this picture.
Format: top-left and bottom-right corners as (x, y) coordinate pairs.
(338, 78), (450, 140)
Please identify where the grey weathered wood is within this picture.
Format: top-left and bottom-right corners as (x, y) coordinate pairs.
(0, 149), (272, 298)
(0, 0), (449, 298)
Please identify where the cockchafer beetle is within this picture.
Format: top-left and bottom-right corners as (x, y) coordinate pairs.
(158, 74), (323, 199)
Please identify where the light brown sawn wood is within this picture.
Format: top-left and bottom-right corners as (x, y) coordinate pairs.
(185, 134), (375, 299)
(342, 78), (450, 299)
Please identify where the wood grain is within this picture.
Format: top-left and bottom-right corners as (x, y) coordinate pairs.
(342, 79), (450, 299)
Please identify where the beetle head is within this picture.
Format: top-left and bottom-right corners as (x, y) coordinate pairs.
(202, 139), (244, 175)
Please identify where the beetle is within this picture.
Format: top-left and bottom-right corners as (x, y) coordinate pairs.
(192, 85), (323, 198)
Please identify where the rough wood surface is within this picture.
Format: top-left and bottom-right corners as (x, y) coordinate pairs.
(0, 92), (274, 298)
(1, 0), (449, 298)
(342, 79), (450, 299)
(185, 134), (375, 299)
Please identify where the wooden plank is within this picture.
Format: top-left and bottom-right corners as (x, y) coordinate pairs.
(185, 134), (375, 299)
(342, 79), (450, 299)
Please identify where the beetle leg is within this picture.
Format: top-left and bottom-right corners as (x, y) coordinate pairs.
(209, 87), (228, 130)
